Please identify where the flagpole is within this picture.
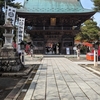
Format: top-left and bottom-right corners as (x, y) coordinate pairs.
(4, 0), (7, 46)
(5, 0), (7, 24)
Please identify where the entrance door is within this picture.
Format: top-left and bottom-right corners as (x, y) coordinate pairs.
(45, 32), (61, 55)
(45, 42), (60, 55)
(45, 42), (53, 54)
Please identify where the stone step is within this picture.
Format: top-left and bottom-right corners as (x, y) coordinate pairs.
(43, 55), (65, 58)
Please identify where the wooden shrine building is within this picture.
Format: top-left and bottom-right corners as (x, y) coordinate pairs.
(17, 0), (95, 54)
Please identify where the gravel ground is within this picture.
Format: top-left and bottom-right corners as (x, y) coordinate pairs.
(0, 66), (30, 100)
(0, 63), (39, 100)
(0, 77), (21, 100)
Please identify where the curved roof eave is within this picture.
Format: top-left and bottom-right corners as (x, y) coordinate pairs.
(16, 0), (96, 15)
(16, 8), (95, 14)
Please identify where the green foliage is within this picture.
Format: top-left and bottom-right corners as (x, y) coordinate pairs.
(80, 46), (88, 54)
(75, 19), (100, 42)
(93, 0), (100, 12)
(13, 2), (22, 9)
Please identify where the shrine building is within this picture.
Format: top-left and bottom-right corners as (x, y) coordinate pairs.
(17, 0), (95, 54)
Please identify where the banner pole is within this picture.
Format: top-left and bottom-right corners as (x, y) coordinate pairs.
(5, 0), (7, 24)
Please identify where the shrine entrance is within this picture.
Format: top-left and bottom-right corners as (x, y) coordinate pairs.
(44, 32), (61, 55)
(17, 0), (95, 54)
(45, 42), (61, 55)
(31, 31), (74, 54)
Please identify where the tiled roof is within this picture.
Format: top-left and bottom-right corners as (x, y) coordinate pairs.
(17, 0), (94, 13)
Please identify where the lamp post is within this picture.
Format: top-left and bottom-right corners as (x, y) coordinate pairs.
(20, 41), (26, 64)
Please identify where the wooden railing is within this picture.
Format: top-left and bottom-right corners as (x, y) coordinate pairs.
(27, 26), (79, 31)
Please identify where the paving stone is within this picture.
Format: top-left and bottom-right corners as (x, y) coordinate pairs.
(82, 89), (100, 100)
(46, 96), (60, 100)
(23, 57), (100, 100)
(59, 93), (75, 100)
(75, 97), (89, 100)
(69, 87), (86, 97)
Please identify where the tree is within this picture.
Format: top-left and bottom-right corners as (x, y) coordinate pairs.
(93, 0), (100, 11)
(75, 19), (100, 42)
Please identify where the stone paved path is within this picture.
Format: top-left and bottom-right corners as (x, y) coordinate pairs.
(24, 57), (100, 100)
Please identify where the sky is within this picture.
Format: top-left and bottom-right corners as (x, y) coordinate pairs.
(14, 0), (100, 26)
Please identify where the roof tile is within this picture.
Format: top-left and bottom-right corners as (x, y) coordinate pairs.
(17, 0), (94, 13)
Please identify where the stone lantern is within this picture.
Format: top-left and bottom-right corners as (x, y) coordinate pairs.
(0, 19), (15, 57)
(0, 19), (23, 72)
(2, 19), (14, 49)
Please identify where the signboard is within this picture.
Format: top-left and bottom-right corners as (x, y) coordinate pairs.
(66, 48), (70, 54)
(73, 46), (77, 51)
(17, 17), (25, 52)
(6, 6), (16, 25)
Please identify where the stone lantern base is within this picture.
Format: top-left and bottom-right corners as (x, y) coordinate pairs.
(0, 47), (23, 72)
(0, 38), (23, 72)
